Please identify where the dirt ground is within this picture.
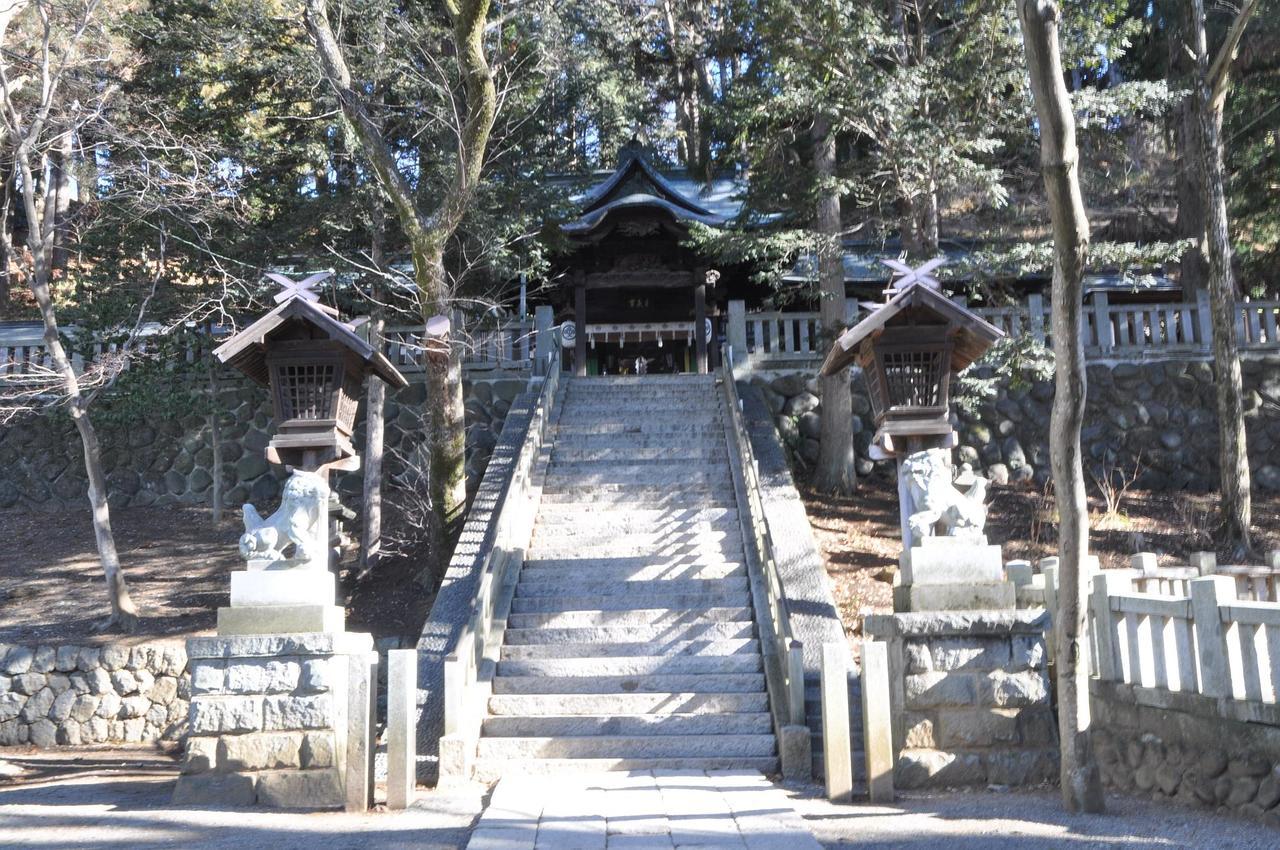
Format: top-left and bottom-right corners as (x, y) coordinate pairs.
(0, 505), (434, 645)
(800, 470), (1280, 639)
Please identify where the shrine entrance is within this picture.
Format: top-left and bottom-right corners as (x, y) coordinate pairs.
(565, 321), (704, 375)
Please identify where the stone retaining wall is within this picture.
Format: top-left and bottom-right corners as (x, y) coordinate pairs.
(1092, 679), (1280, 826)
(751, 353), (1280, 492)
(865, 611), (1058, 789)
(0, 640), (188, 747)
(0, 375), (524, 512)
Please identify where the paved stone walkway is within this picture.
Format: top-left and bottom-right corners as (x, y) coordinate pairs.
(465, 770), (822, 850)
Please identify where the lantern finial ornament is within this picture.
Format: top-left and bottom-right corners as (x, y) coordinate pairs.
(266, 271), (333, 304)
(881, 257), (945, 298)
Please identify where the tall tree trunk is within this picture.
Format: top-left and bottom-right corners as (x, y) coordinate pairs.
(810, 115), (856, 495)
(51, 130), (73, 271)
(206, 360), (224, 525)
(1175, 99), (1210, 292)
(1189, 0), (1253, 550)
(25, 180), (138, 631)
(361, 212), (387, 577)
(303, 0), (494, 557)
(0, 158), (12, 306)
(1017, 0), (1104, 814)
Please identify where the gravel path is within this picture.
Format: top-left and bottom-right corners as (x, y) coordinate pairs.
(4, 750), (1278, 849)
(0, 749), (484, 849)
(784, 783), (1280, 849)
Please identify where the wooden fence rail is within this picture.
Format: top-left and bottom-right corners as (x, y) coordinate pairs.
(1010, 551), (1280, 709)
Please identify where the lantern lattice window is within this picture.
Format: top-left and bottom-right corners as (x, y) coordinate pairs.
(278, 363), (338, 420)
(881, 349), (945, 410)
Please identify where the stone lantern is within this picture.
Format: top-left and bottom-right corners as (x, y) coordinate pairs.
(215, 288), (407, 472)
(819, 264), (1012, 612)
(175, 276), (403, 810)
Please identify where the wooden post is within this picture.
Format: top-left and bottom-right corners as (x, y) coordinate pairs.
(1092, 291), (1114, 352)
(1190, 576), (1235, 699)
(1089, 571), (1121, 682)
(1189, 550), (1217, 576)
(574, 282), (587, 377)
(534, 305), (554, 376)
(694, 279), (708, 374)
(787, 641), (806, 726)
(860, 639), (895, 804)
(727, 299), (747, 372)
(1028, 292), (1046, 343)
(820, 642), (853, 804)
(345, 650), (378, 812)
(1195, 289), (1213, 350)
(387, 649), (417, 810)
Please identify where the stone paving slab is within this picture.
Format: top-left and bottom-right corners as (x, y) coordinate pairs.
(463, 770), (822, 850)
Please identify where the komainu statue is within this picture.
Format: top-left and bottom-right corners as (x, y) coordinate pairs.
(238, 469), (331, 570)
(901, 447), (989, 545)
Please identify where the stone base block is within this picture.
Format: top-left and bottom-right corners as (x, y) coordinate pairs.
(171, 768), (343, 809)
(901, 541), (1004, 586)
(894, 582), (1015, 613)
(217, 605), (345, 636)
(230, 570), (335, 607)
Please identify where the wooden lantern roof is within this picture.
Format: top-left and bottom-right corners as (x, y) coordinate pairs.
(819, 281), (1005, 377)
(213, 296), (408, 390)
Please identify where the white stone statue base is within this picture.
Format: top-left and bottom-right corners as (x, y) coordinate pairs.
(894, 537), (1015, 613)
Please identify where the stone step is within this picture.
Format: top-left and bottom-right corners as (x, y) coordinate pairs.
(544, 468), (732, 484)
(506, 606), (754, 630)
(487, 691), (769, 716)
(492, 673), (765, 695)
(539, 485), (730, 501)
(509, 591), (750, 614)
(514, 576), (749, 599)
(551, 435), (727, 449)
(495, 655), (762, 678)
(548, 456), (727, 472)
(499, 638), (760, 660)
(518, 564), (747, 585)
(531, 505), (739, 523)
(527, 543), (745, 561)
(555, 423), (725, 435)
(530, 525), (743, 548)
(472, 756), (779, 782)
(475, 734), (776, 761)
(501, 621), (756, 645)
(480, 712), (774, 738)
(568, 375), (715, 385)
(551, 447), (728, 462)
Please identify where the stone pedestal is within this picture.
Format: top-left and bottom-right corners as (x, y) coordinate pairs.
(172, 632), (374, 809)
(864, 611), (1057, 789)
(893, 537), (1015, 613)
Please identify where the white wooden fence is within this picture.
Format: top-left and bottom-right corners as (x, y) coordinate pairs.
(723, 291), (1280, 371)
(1012, 551), (1280, 708)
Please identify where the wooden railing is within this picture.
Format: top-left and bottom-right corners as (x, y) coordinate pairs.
(1010, 550), (1280, 708)
(718, 343), (810, 777)
(722, 291), (1280, 372)
(438, 349), (560, 780)
(383, 318), (535, 373)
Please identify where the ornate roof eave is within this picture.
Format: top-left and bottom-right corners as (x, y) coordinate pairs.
(819, 281), (1004, 377)
(560, 194), (728, 239)
(579, 148), (718, 219)
(213, 296), (408, 389)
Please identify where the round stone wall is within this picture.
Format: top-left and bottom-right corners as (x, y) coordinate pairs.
(751, 354), (1280, 492)
(0, 376), (527, 512)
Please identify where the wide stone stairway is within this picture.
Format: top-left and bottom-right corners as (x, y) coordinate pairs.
(474, 374), (779, 779)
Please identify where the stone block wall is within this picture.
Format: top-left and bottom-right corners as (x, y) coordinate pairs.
(0, 640), (188, 747)
(1092, 680), (1280, 826)
(0, 374), (526, 512)
(865, 611), (1058, 789)
(176, 633), (371, 808)
(751, 353), (1280, 492)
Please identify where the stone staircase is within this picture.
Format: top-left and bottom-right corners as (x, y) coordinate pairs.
(473, 374), (778, 779)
